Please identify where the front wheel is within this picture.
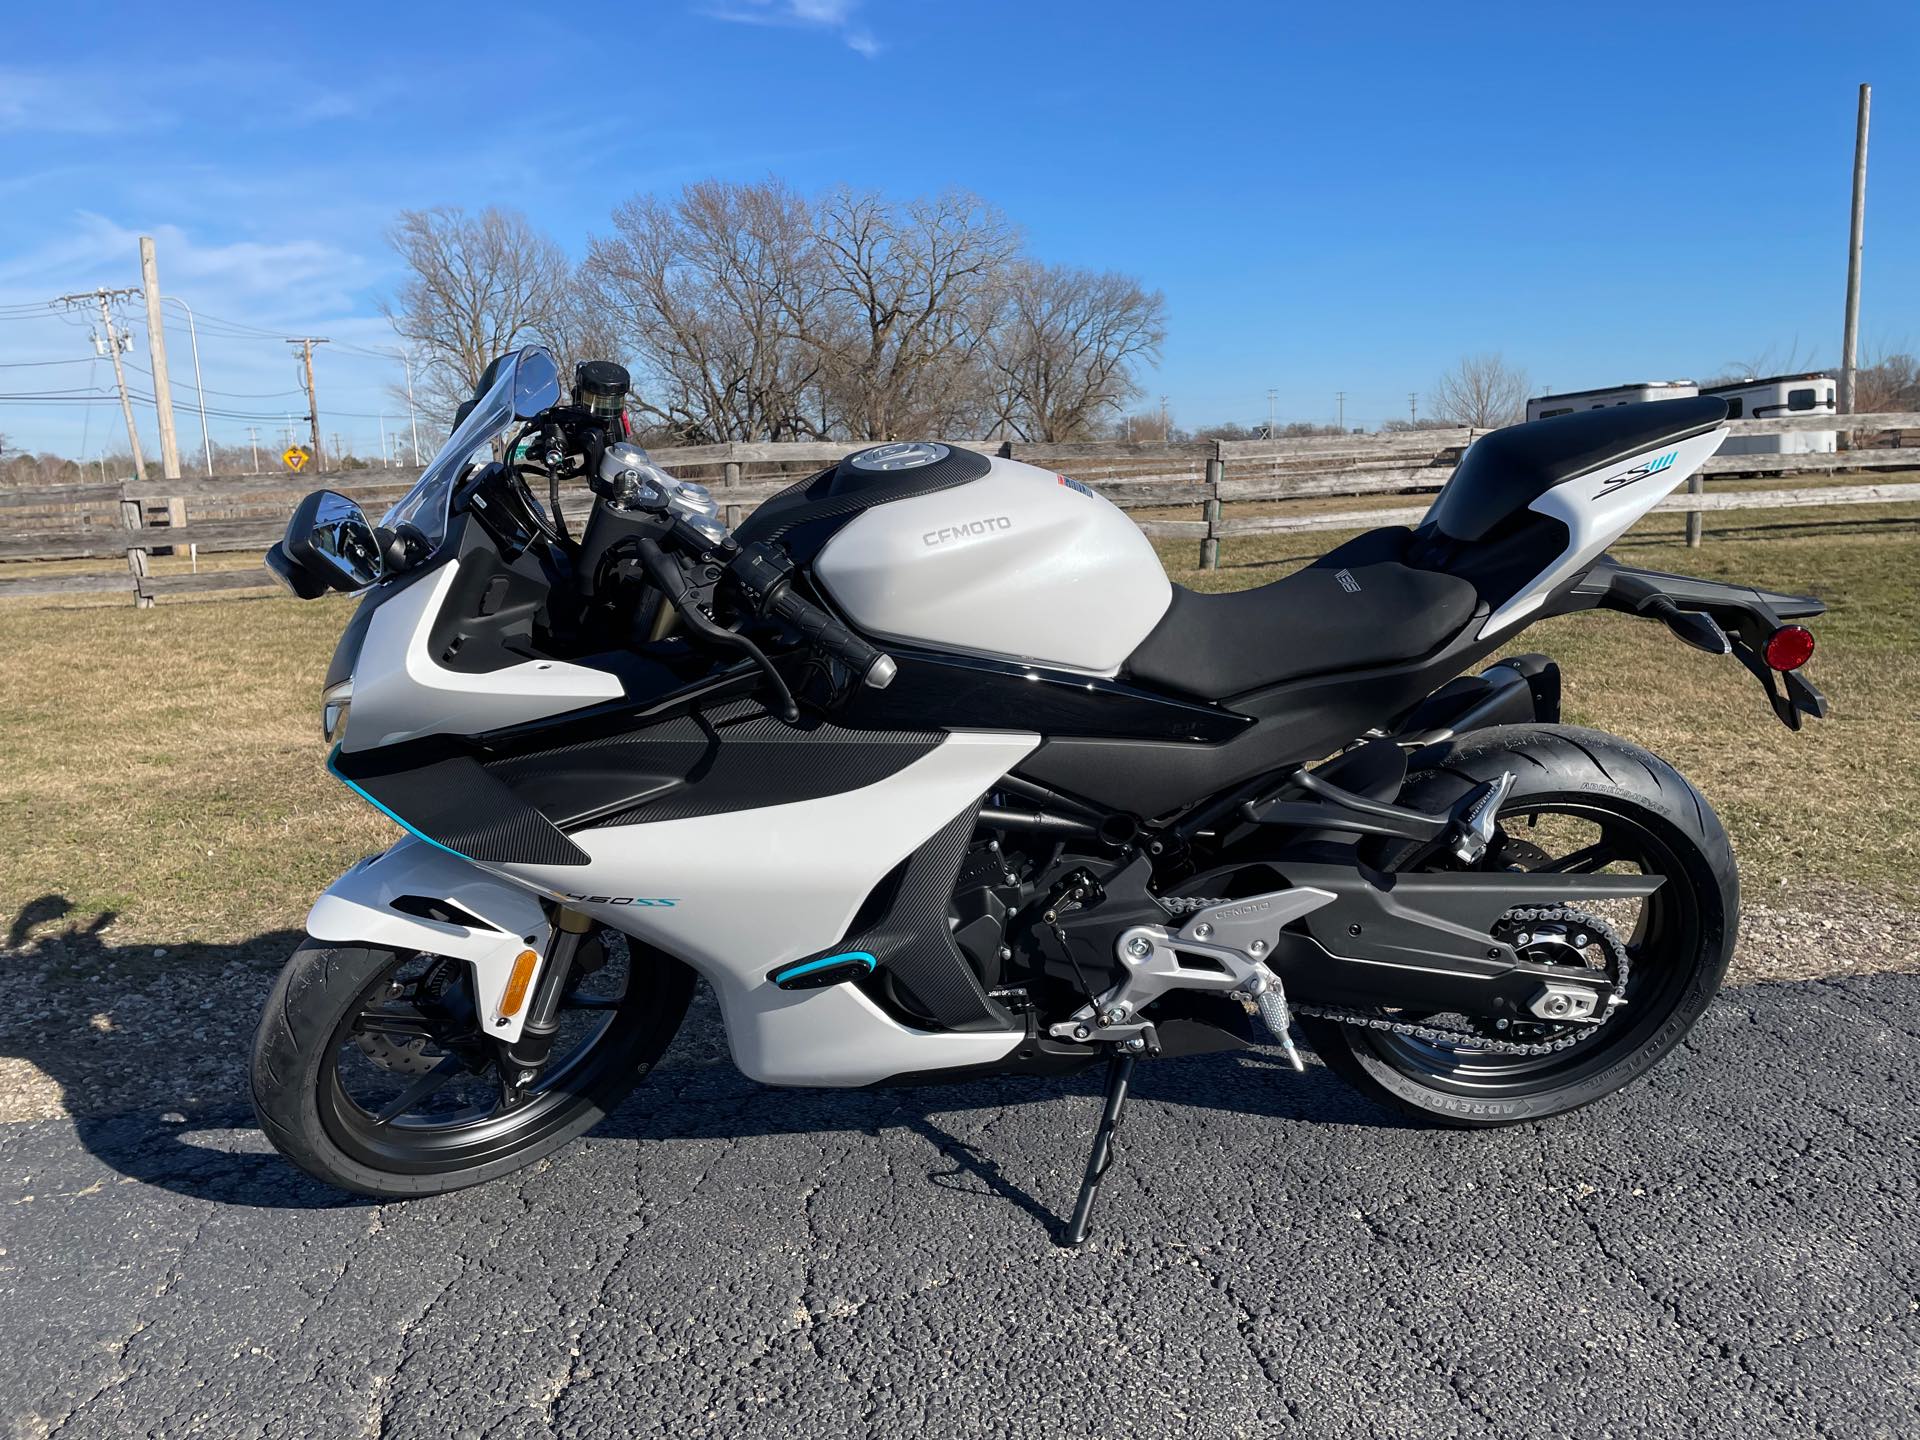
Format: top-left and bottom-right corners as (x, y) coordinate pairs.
(1300, 724), (1739, 1127)
(251, 930), (694, 1197)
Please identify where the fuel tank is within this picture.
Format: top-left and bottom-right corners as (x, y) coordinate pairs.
(810, 446), (1173, 675)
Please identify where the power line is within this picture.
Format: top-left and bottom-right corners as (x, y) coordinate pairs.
(51, 288), (148, 484)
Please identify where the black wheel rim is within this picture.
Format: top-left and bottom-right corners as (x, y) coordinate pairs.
(317, 932), (648, 1175)
(1359, 798), (1704, 1096)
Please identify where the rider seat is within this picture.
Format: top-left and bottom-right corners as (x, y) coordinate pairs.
(1123, 527), (1479, 701)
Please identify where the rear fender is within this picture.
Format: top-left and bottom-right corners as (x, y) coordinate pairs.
(306, 837), (553, 1043)
(1392, 653), (1561, 747)
(1569, 557), (1828, 729)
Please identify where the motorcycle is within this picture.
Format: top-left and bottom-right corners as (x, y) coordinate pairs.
(252, 345), (1826, 1243)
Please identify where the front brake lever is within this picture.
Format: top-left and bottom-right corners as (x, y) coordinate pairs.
(632, 537), (800, 723)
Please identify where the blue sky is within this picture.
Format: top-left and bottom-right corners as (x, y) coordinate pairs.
(2, 0), (1915, 458)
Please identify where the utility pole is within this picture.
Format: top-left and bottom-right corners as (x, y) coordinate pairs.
(332, 432), (344, 469)
(1408, 392), (1418, 425)
(1267, 388), (1278, 440)
(378, 414), (390, 468)
(1159, 394), (1169, 440)
(137, 236), (183, 481)
(246, 426), (261, 474)
(402, 352), (419, 463)
(56, 288), (147, 483)
(286, 337), (329, 469)
(1839, 82), (1871, 447)
(1336, 391), (1347, 431)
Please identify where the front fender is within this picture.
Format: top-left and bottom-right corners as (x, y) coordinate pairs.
(306, 838), (552, 1043)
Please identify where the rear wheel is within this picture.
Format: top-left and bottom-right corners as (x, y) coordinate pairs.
(1300, 724), (1738, 1126)
(251, 929), (694, 1197)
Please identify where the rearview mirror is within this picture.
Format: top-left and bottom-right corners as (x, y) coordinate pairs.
(283, 489), (385, 592)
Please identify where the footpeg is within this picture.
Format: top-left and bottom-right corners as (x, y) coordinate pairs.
(1449, 771), (1516, 865)
(1242, 972), (1306, 1072)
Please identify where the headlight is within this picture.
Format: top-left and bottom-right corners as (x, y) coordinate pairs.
(321, 679), (352, 746)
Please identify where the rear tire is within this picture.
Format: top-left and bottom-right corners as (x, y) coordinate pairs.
(251, 936), (693, 1197)
(1300, 724), (1738, 1127)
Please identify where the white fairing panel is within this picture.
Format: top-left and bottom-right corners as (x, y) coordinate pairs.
(494, 731), (1039, 1086)
(814, 456), (1173, 676)
(307, 839), (553, 1044)
(1479, 425), (1729, 637)
(342, 561), (622, 752)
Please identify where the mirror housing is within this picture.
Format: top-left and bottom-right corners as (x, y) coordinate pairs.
(278, 489), (386, 594)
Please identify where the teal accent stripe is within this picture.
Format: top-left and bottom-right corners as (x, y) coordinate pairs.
(774, 951), (876, 985)
(327, 745), (475, 862)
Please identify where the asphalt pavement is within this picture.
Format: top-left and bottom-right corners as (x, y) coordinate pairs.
(3, 971), (1917, 1440)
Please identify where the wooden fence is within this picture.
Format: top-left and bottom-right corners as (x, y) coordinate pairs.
(3, 412), (1917, 605)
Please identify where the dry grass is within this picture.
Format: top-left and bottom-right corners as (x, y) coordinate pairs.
(0, 592), (391, 947)
(0, 500), (1914, 963)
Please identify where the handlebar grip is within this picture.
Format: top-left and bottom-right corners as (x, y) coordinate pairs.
(769, 587), (896, 689)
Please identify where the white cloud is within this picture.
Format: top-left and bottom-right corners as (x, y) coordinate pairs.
(0, 68), (173, 135)
(698, 0), (884, 58)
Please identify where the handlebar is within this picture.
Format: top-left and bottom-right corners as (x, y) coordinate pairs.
(768, 586), (896, 689)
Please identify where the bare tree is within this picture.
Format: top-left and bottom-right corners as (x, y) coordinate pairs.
(1854, 346), (1920, 415)
(1701, 338), (1821, 389)
(383, 207), (584, 424)
(809, 187), (1018, 440)
(585, 179), (828, 443)
(1429, 353), (1530, 429)
(983, 262), (1165, 441)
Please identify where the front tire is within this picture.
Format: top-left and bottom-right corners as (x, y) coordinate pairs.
(251, 934), (693, 1198)
(1300, 724), (1738, 1127)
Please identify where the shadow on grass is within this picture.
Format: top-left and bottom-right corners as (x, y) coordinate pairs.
(3, 893), (1409, 1229)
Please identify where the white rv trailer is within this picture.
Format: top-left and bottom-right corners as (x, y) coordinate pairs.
(1699, 373), (1837, 455)
(1526, 381), (1698, 422)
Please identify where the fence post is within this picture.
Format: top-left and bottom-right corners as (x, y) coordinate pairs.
(1199, 448), (1223, 570)
(120, 496), (154, 608)
(1685, 474), (1704, 548)
(722, 455), (743, 529)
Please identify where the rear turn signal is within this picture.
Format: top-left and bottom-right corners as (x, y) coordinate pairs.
(1763, 625), (1816, 672)
(497, 949), (540, 1022)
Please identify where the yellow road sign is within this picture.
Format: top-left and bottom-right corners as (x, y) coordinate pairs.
(283, 446), (310, 472)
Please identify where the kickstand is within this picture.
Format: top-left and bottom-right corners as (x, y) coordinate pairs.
(1059, 1050), (1137, 1248)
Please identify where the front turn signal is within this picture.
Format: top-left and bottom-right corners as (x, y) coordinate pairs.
(496, 949), (540, 1023)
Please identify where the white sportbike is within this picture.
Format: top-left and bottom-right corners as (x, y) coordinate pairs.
(253, 346), (1826, 1244)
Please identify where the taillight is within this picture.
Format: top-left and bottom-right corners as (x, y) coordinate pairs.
(1763, 625), (1816, 672)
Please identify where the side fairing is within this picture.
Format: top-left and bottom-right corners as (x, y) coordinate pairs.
(813, 456), (1172, 676)
(340, 559), (622, 752)
(493, 730), (1039, 1086)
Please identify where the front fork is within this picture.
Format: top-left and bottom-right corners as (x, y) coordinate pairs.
(496, 904), (593, 1099)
